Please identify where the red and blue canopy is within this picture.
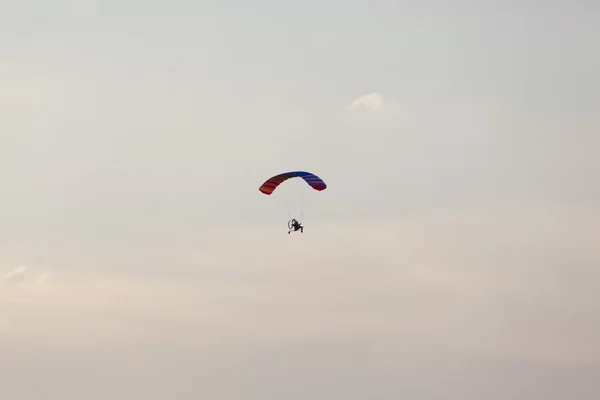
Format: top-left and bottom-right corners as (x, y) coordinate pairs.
(259, 171), (327, 195)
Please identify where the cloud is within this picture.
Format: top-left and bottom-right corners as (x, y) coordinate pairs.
(0, 205), (599, 398)
(4, 205), (599, 349)
(1, 265), (51, 290)
(2, 265), (28, 286)
(348, 92), (385, 111)
(341, 92), (408, 128)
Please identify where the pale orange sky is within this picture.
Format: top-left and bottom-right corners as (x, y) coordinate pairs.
(1, 0), (599, 399)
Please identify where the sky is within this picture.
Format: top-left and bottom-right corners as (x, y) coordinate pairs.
(1, 1), (599, 399)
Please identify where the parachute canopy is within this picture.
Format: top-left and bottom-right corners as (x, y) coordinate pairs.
(259, 171), (327, 195)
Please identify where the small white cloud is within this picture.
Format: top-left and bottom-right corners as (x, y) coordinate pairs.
(2, 266), (28, 286)
(339, 92), (408, 129)
(348, 92), (384, 111)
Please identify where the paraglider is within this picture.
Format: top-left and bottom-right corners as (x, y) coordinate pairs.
(258, 171), (327, 233)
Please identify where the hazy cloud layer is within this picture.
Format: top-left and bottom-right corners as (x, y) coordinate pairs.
(1, 206), (599, 399)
